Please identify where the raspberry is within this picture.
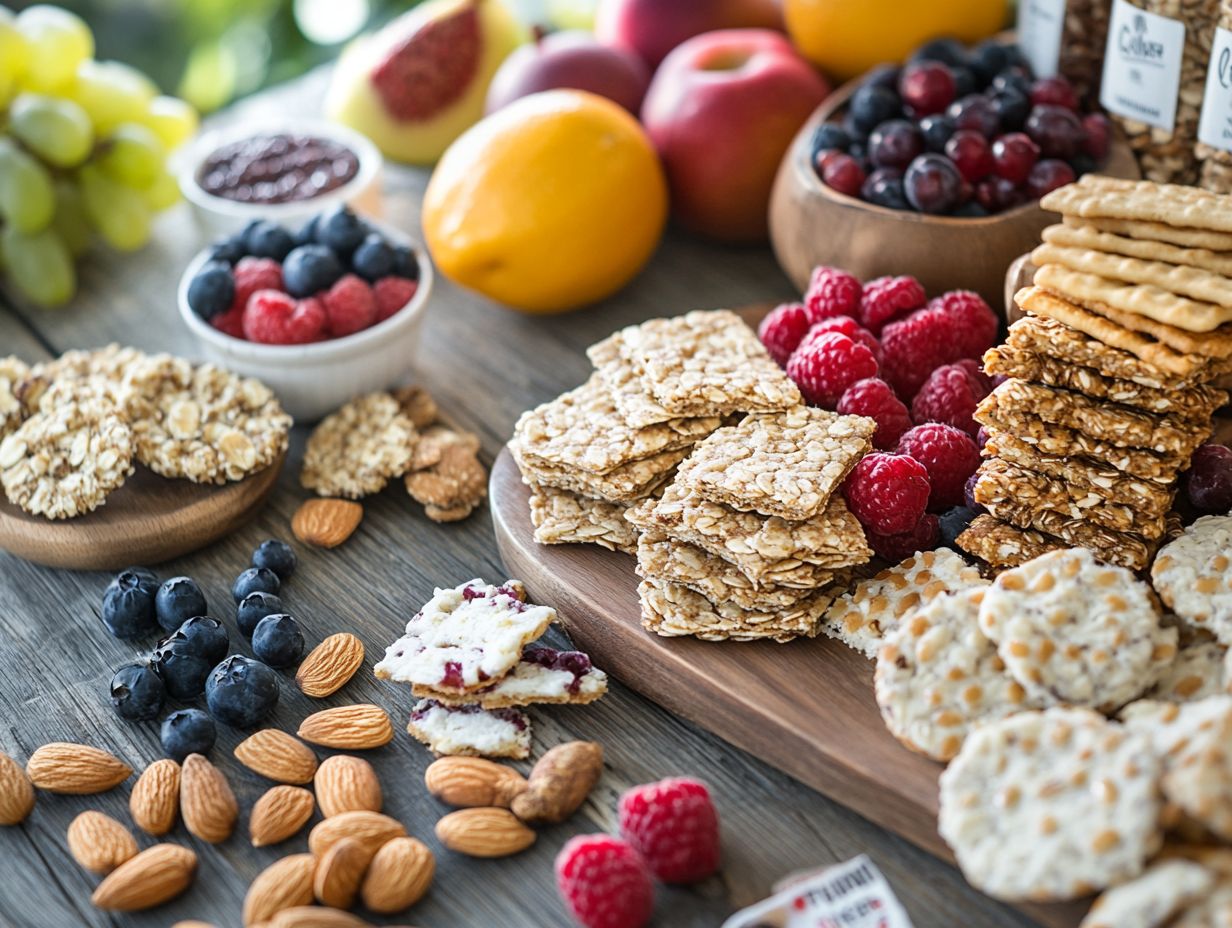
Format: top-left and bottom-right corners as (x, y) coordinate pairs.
(373, 276), (418, 323)
(857, 275), (926, 334)
(911, 362), (991, 437)
(209, 304), (245, 339)
(555, 834), (653, 928)
(843, 452), (931, 535)
(798, 315), (881, 363)
(880, 308), (965, 399)
(897, 423), (981, 510)
(230, 257), (283, 314)
(803, 265), (861, 321)
(867, 513), (940, 562)
(1186, 443), (1232, 514)
(757, 302), (813, 366)
(837, 377), (912, 450)
(242, 290), (327, 344)
(785, 333), (879, 409)
(323, 274), (377, 337)
(618, 777), (720, 883)
(927, 290), (999, 359)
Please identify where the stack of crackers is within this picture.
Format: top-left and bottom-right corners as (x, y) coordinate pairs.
(959, 176), (1232, 571)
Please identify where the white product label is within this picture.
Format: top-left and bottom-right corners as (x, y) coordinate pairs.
(1018, 0), (1067, 79)
(722, 855), (915, 928)
(1100, 0), (1187, 131)
(1199, 26), (1232, 150)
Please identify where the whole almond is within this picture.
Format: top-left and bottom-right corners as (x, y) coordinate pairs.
(292, 498), (363, 549)
(307, 810), (405, 858)
(130, 759), (181, 836)
(180, 753), (237, 844)
(0, 750), (35, 825)
(297, 704), (393, 750)
(235, 729), (318, 784)
(434, 807), (536, 858)
(425, 756), (527, 809)
(315, 755), (382, 817)
(91, 843), (197, 911)
(27, 742), (131, 794)
(268, 907), (370, 928)
(361, 836), (435, 914)
(511, 741), (603, 824)
(296, 633), (365, 698)
(313, 836), (369, 908)
(67, 810), (138, 875)
(250, 785), (315, 847)
(171, 922), (218, 928)
(243, 853), (315, 927)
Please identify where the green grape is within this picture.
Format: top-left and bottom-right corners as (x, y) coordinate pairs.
(79, 163), (151, 251)
(0, 225), (75, 307)
(67, 59), (156, 136)
(97, 123), (163, 189)
(140, 95), (198, 151)
(9, 93), (93, 168)
(0, 137), (55, 233)
(0, 7), (31, 86)
(51, 179), (91, 257)
(14, 5), (92, 93)
(141, 168), (180, 211)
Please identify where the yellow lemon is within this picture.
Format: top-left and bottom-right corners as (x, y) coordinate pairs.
(422, 89), (667, 314)
(784, 0), (1010, 82)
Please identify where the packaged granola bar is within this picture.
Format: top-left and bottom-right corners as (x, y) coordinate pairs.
(1018, 0), (1111, 106)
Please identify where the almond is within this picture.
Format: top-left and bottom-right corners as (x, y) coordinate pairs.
(250, 785), (315, 847)
(0, 750), (35, 825)
(307, 810), (405, 859)
(296, 633), (365, 698)
(314, 755), (382, 818)
(424, 756), (527, 809)
(292, 498), (363, 549)
(313, 836), (369, 909)
(243, 853), (315, 927)
(361, 836), (435, 914)
(297, 704), (393, 750)
(180, 753), (237, 843)
(67, 810), (138, 875)
(171, 922), (218, 928)
(235, 729), (318, 784)
(511, 741), (603, 824)
(268, 907), (370, 928)
(434, 807), (536, 858)
(130, 759), (181, 836)
(91, 843), (197, 911)
(26, 742), (132, 794)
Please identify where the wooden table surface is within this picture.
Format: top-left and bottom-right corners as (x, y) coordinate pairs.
(0, 70), (1037, 928)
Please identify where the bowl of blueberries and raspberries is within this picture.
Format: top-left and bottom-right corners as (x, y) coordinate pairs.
(177, 203), (432, 422)
(768, 35), (1140, 307)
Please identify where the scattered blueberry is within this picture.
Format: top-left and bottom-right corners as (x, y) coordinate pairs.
(169, 615), (229, 664)
(252, 614), (305, 669)
(245, 220), (294, 261)
(232, 567), (280, 603)
(351, 232), (397, 282)
(206, 655), (280, 728)
(315, 204), (368, 257)
(155, 576), (208, 632)
(187, 260), (236, 321)
(101, 567), (160, 639)
(252, 539), (297, 580)
(161, 708), (217, 761)
(939, 506), (981, 549)
(282, 244), (343, 297)
(110, 662), (166, 721)
(151, 635), (213, 700)
(237, 591), (285, 638)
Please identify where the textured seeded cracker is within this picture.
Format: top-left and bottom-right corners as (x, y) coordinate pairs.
(391, 386), (439, 430)
(1153, 516), (1232, 645)
(405, 443), (487, 521)
(588, 333), (687, 428)
(1147, 640), (1228, 703)
(301, 393), (414, 499)
(1170, 883), (1232, 928)
(410, 425), (480, 472)
(674, 406), (875, 520)
(637, 578), (834, 643)
(957, 514), (1068, 569)
(1160, 709), (1232, 842)
(512, 443), (684, 503)
(1079, 859), (1216, 928)
(528, 483), (639, 554)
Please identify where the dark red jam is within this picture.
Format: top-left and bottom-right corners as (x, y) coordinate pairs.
(197, 133), (360, 204)
(522, 647), (592, 694)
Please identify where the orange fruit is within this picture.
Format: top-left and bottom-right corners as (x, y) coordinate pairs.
(784, 0), (1010, 82)
(422, 89), (667, 314)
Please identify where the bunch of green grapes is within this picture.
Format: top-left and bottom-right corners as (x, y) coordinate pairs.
(0, 4), (198, 307)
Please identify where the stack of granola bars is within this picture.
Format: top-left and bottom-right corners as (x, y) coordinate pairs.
(960, 176), (1232, 571)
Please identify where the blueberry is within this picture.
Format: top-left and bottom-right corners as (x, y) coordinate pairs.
(951, 65), (976, 99)
(252, 539), (297, 580)
(169, 615), (229, 664)
(282, 244), (344, 297)
(393, 244), (420, 280)
(155, 576), (207, 632)
(245, 220), (294, 261)
(848, 84), (901, 135)
(208, 233), (247, 265)
(861, 167), (910, 210)
(910, 36), (969, 70)
(350, 232), (396, 282)
(252, 614), (305, 668)
(101, 567), (160, 639)
(952, 201), (988, 217)
(992, 68), (1031, 97)
(160, 708), (216, 761)
(969, 40), (1012, 86)
(939, 505), (981, 549)
(990, 86), (1030, 132)
(294, 214), (320, 247)
(186, 260), (235, 321)
(152, 635), (213, 700)
(918, 114), (956, 153)
(314, 204), (368, 258)
(862, 64), (901, 92)
(232, 567), (280, 603)
(110, 662), (166, 721)
(237, 591), (285, 638)
(206, 655), (280, 728)
(810, 122), (851, 157)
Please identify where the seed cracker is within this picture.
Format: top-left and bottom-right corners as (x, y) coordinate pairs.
(405, 699), (531, 759)
(528, 482), (639, 554)
(636, 577), (834, 643)
(301, 392), (413, 498)
(1080, 859), (1216, 928)
(957, 514), (1068, 569)
(409, 424), (480, 472)
(405, 443), (487, 522)
(512, 444), (684, 503)
(1044, 221), (1232, 276)
(588, 332), (685, 428)
(1153, 516), (1232, 646)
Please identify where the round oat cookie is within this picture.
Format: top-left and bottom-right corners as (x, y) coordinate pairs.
(938, 707), (1163, 902)
(301, 392), (415, 499)
(1080, 859), (1215, 928)
(1147, 639), (1228, 703)
(20, 344), (148, 417)
(979, 548), (1177, 710)
(0, 401), (134, 519)
(0, 356), (30, 438)
(1153, 516), (1232, 645)
(874, 587), (1040, 761)
(1171, 880), (1232, 928)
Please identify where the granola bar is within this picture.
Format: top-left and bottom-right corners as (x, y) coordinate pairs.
(528, 483), (639, 554)
(637, 577), (834, 643)
(512, 444), (683, 502)
(957, 514), (1069, 569)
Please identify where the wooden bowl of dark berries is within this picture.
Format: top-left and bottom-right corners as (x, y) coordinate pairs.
(768, 36), (1139, 310)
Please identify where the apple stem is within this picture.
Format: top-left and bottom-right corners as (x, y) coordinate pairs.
(532, 24), (547, 45)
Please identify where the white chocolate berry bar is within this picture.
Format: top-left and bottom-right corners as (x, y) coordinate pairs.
(405, 699), (532, 759)
(412, 646), (608, 708)
(374, 579), (555, 694)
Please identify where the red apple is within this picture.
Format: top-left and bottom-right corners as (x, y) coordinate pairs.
(641, 29), (829, 243)
(595, 0), (783, 70)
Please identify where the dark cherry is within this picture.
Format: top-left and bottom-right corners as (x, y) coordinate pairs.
(1029, 76), (1080, 112)
(822, 153), (866, 197)
(1024, 158), (1077, 198)
(869, 119), (924, 170)
(1082, 112), (1112, 162)
(898, 61), (957, 117)
(1025, 104), (1086, 159)
(946, 94), (1000, 138)
(991, 132), (1040, 185)
(861, 167), (910, 210)
(813, 147), (846, 177)
(944, 129), (994, 182)
(975, 175), (1023, 214)
(903, 153), (963, 214)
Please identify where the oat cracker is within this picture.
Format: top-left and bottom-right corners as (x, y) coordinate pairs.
(588, 332), (683, 428)
(301, 392), (413, 498)
(956, 514), (1068, 569)
(405, 443), (486, 522)
(529, 483), (639, 554)
(637, 577), (833, 643)
(513, 444), (684, 503)
(1080, 860), (1216, 928)
(1153, 516), (1232, 645)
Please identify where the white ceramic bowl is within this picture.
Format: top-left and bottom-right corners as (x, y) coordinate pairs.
(177, 222), (433, 423)
(177, 119), (384, 240)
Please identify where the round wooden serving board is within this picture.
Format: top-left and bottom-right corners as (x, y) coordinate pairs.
(0, 453), (284, 571)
